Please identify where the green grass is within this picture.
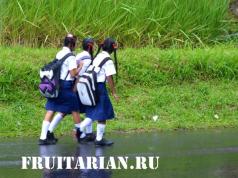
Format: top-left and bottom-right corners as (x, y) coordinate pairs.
(0, 0), (233, 47)
(0, 45), (238, 137)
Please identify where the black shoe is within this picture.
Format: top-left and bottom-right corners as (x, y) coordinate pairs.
(95, 138), (114, 146)
(38, 139), (51, 145)
(85, 133), (96, 142)
(47, 131), (58, 144)
(76, 128), (82, 143)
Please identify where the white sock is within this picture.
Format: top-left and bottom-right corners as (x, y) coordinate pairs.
(40, 121), (50, 140)
(96, 123), (106, 141)
(85, 122), (93, 134)
(74, 123), (80, 128)
(80, 118), (93, 132)
(48, 113), (63, 133)
(75, 123), (86, 138)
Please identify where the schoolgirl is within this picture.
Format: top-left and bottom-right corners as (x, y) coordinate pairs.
(78, 38), (119, 146)
(74, 38), (96, 142)
(46, 38), (96, 143)
(38, 34), (82, 145)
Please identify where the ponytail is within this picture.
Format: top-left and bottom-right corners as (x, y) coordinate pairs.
(87, 44), (94, 59)
(95, 39), (118, 82)
(89, 50), (94, 59)
(113, 48), (118, 82)
(82, 38), (94, 60)
(94, 43), (103, 58)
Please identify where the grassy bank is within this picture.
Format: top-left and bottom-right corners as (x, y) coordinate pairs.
(0, 0), (232, 47)
(0, 45), (238, 137)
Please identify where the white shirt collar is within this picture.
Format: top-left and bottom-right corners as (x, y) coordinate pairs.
(83, 50), (90, 56)
(102, 51), (110, 56)
(62, 46), (71, 52)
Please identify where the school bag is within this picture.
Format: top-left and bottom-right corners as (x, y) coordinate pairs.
(39, 53), (74, 98)
(77, 57), (110, 106)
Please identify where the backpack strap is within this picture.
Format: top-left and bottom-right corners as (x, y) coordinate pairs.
(92, 57), (110, 75)
(97, 57), (110, 68)
(59, 52), (75, 63)
(79, 56), (91, 61)
(59, 52), (75, 80)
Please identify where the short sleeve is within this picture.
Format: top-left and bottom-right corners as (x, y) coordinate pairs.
(79, 59), (92, 76)
(103, 60), (116, 76)
(68, 56), (77, 70)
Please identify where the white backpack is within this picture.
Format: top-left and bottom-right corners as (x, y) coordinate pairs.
(77, 57), (110, 106)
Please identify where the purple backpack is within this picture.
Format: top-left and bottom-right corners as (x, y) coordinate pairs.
(39, 53), (74, 98)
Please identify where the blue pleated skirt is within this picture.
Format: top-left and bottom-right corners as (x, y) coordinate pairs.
(86, 83), (115, 121)
(76, 91), (86, 113)
(45, 80), (80, 114)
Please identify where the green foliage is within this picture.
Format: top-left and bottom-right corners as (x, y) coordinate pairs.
(0, 0), (231, 47)
(1, 46), (238, 137)
(119, 45), (238, 87)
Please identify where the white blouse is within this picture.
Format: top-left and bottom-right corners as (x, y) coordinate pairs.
(92, 51), (116, 82)
(75, 51), (92, 76)
(56, 47), (77, 81)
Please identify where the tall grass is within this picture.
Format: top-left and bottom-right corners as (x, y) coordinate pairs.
(0, 0), (230, 47)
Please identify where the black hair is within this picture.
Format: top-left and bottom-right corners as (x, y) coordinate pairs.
(82, 38), (94, 58)
(96, 37), (118, 81)
(94, 42), (103, 57)
(64, 34), (77, 48)
(102, 38), (116, 54)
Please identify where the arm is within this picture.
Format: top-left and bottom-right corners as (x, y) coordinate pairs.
(107, 75), (119, 102)
(71, 62), (83, 92)
(69, 61), (83, 77)
(67, 55), (84, 77)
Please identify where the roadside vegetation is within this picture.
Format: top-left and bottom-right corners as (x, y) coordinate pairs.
(0, 0), (235, 47)
(1, 0), (238, 136)
(1, 46), (238, 136)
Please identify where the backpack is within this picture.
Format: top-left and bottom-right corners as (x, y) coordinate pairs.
(77, 57), (110, 106)
(39, 53), (74, 98)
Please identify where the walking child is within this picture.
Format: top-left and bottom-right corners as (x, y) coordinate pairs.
(38, 34), (83, 145)
(47, 38), (96, 143)
(78, 37), (119, 146)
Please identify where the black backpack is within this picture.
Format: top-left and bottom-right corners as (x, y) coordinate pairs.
(39, 53), (74, 98)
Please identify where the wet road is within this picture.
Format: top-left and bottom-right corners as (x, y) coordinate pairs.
(0, 129), (238, 178)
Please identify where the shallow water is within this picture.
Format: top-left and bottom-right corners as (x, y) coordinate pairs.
(0, 129), (238, 178)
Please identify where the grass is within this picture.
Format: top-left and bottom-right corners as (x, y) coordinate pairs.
(0, 45), (238, 137)
(0, 0), (233, 47)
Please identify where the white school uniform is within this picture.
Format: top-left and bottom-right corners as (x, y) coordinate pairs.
(45, 47), (80, 114)
(92, 51), (116, 82)
(56, 47), (77, 81)
(75, 50), (92, 76)
(85, 51), (116, 121)
(75, 50), (92, 113)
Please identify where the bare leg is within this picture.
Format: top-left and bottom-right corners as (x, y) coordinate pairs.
(98, 120), (106, 124)
(72, 111), (81, 124)
(44, 111), (55, 122)
(48, 112), (65, 133)
(40, 111), (55, 140)
(72, 111), (89, 142)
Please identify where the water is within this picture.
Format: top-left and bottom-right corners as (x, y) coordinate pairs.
(0, 129), (238, 178)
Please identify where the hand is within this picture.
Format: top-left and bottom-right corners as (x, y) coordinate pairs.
(112, 93), (119, 102)
(77, 65), (83, 75)
(77, 61), (83, 70)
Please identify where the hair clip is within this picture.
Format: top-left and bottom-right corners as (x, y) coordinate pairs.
(112, 43), (118, 49)
(67, 33), (74, 38)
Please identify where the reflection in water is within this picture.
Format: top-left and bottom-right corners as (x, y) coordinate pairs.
(39, 144), (112, 178)
(1, 129), (238, 178)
